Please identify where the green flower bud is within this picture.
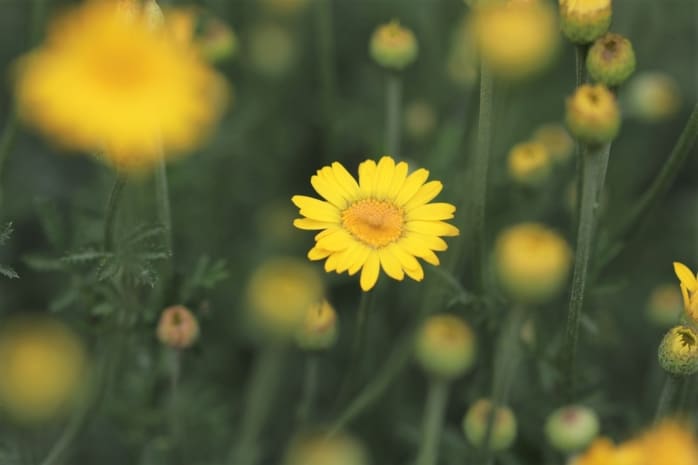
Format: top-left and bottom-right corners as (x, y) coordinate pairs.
(463, 399), (517, 451)
(544, 405), (600, 453)
(559, 0), (612, 44)
(658, 326), (698, 376)
(566, 84), (620, 145)
(295, 300), (338, 351)
(415, 314), (477, 381)
(369, 21), (418, 71)
(587, 33), (636, 87)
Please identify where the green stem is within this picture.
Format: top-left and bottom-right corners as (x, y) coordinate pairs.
(575, 45), (587, 88)
(654, 374), (679, 424)
(154, 156), (173, 252)
(414, 380), (450, 465)
(0, 109), (18, 207)
(607, 103), (698, 250)
(469, 64), (494, 290)
(315, 0), (336, 160)
(563, 143), (611, 401)
(481, 305), (527, 465)
(229, 345), (285, 465)
(296, 355), (319, 425)
(573, 45), (588, 228)
(335, 291), (374, 406)
(103, 174), (127, 252)
(386, 73), (403, 155)
(168, 349), (181, 437)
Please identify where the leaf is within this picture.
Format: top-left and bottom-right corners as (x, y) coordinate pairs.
(23, 254), (65, 271)
(121, 223), (167, 247)
(0, 264), (18, 279)
(62, 249), (110, 264)
(49, 287), (79, 313)
(0, 222), (13, 245)
(96, 258), (120, 282)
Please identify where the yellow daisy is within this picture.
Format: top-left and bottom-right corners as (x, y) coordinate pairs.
(292, 156), (459, 291)
(14, 1), (226, 172)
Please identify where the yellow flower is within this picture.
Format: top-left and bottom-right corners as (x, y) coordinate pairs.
(292, 156), (459, 291)
(575, 437), (644, 465)
(533, 123), (574, 163)
(369, 21), (419, 70)
(507, 141), (552, 187)
(673, 262), (698, 324)
(626, 72), (682, 123)
(14, 1), (226, 172)
(647, 284), (683, 327)
(0, 317), (87, 423)
(641, 421), (698, 465)
(295, 299), (339, 351)
(284, 431), (369, 465)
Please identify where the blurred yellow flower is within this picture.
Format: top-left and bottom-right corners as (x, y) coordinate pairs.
(14, 1), (226, 172)
(246, 257), (324, 339)
(295, 299), (338, 351)
(507, 141), (552, 187)
(0, 317), (87, 423)
(576, 437), (644, 465)
(533, 123), (574, 163)
(470, 1), (559, 80)
(566, 84), (620, 144)
(626, 72), (682, 123)
(292, 156), (459, 291)
(369, 20), (418, 71)
(415, 314), (477, 380)
(284, 430), (369, 465)
(641, 421), (698, 465)
(673, 262), (698, 324)
(647, 284), (683, 327)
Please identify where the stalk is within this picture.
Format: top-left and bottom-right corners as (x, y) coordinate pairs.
(103, 174), (128, 252)
(315, 0), (336, 160)
(385, 73), (403, 155)
(654, 375), (679, 424)
(0, 109), (18, 206)
(414, 380), (449, 465)
(563, 143), (611, 401)
(154, 156), (173, 252)
(296, 355), (319, 425)
(335, 291), (374, 406)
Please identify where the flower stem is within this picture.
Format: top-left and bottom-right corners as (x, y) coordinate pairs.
(563, 143), (611, 401)
(103, 174), (128, 252)
(654, 374), (679, 424)
(296, 355), (319, 425)
(386, 73), (403, 155)
(315, 0), (336, 160)
(0, 108), (18, 207)
(154, 156), (173, 252)
(229, 345), (285, 465)
(606, 103), (698, 256)
(414, 379), (449, 465)
(481, 304), (527, 465)
(468, 64), (494, 291)
(168, 349), (181, 438)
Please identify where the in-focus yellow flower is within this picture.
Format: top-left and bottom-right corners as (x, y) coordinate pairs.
(0, 317), (87, 423)
(14, 1), (226, 172)
(658, 325), (698, 376)
(470, 1), (559, 80)
(673, 262), (698, 324)
(292, 156), (459, 291)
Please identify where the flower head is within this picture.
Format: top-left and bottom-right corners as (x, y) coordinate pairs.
(157, 305), (200, 349)
(295, 299), (339, 351)
(415, 314), (477, 380)
(284, 430), (369, 465)
(587, 33), (636, 87)
(463, 399), (517, 452)
(533, 123), (574, 163)
(626, 72), (682, 122)
(292, 156), (459, 291)
(647, 284), (683, 327)
(566, 84), (620, 145)
(674, 262), (698, 324)
(14, 1), (226, 172)
(369, 21), (418, 70)
(544, 405), (600, 453)
(658, 325), (698, 376)
(559, 0), (612, 44)
(507, 141), (552, 187)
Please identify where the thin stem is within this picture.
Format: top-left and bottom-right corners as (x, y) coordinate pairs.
(103, 174), (128, 252)
(296, 356), (319, 425)
(229, 345), (285, 465)
(563, 143), (611, 401)
(168, 349), (181, 437)
(654, 375), (679, 424)
(573, 45), (588, 228)
(0, 109), (18, 206)
(335, 291), (374, 406)
(575, 44), (587, 88)
(154, 156), (173, 252)
(315, 0), (336, 160)
(468, 64), (494, 290)
(607, 103), (698, 251)
(481, 305), (527, 465)
(385, 73), (403, 155)
(414, 380), (450, 465)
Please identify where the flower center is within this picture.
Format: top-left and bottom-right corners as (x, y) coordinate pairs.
(341, 199), (404, 248)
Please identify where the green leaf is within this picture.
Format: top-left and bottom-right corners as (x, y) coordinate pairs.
(0, 222), (13, 245)
(23, 254), (65, 271)
(0, 264), (18, 279)
(62, 249), (110, 264)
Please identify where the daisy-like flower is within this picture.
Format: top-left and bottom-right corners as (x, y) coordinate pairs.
(292, 156), (459, 291)
(673, 262), (698, 324)
(14, 1), (226, 172)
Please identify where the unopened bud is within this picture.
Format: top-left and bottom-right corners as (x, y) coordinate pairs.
(544, 405), (600, 453)
(295, 300), (338, 351)
(415, 314), (477, 381)
(566, 84), (620, 145)
(658, 325), (698, 376)
(587, 33), (636, 87)
(157, 305), (200, 349)
(463, 399), (517, 451)
(369, 21), (418, 71)
(559, 0), (612, 44)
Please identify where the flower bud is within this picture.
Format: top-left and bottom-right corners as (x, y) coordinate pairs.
(404, 100), (437, 140)
(369, 21), (418, 71)
(658, 326), (698, 376)
(566, 84), (620, 145)
(544, 405), (600, 453)
(246, 257), (324, 340)
(249, 22), (297, 78)
(463, 399), (517, 451)
(533, 123), (574, 163)
(494, 223), (572, 304)
(626, 72), (682, 123)
(0, 317), (87, 423)
(199, 17), (238, 64)
(470, 2), (558, 81)
(507, 141), (552, 187)
(295, 300), (338, 351)
(284, 430), (369, 465)
(559, 0), (612, 44)
(587, 33), (636, 87)
(415, 314), (477, 381)
(157, 305), (200, 349)
(647, 284), (683, 328)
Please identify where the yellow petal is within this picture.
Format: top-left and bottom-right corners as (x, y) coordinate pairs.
(292, 195), (340, 222)
(360, 251), (380, 291)
(348, 246), (371, 276)
(325, 252), (341, 272)
(379, 248), (404, 281)
(388, 243), (421, 272)
(406, 220), (460, 237)
(407, 202), (456, 221)
(293, 218), (335, 230)
(336, 243), (361, 274)
(404, 262), (425, 282)
(680, 283), (691, 312)
(674, 262), (697, 291)
(308, 247), (331, 261)
(358, 159), (377, 197)
(404, 181), (443, 210)
(395, 168), (429, 206)
(311, 173), (347, 209)
(331, 162), (361, 198)
(316, 228), (353, 251)
(374, 156), (395, 198)
(407, 232), (449, 251)
(386, 161), (409, 198)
